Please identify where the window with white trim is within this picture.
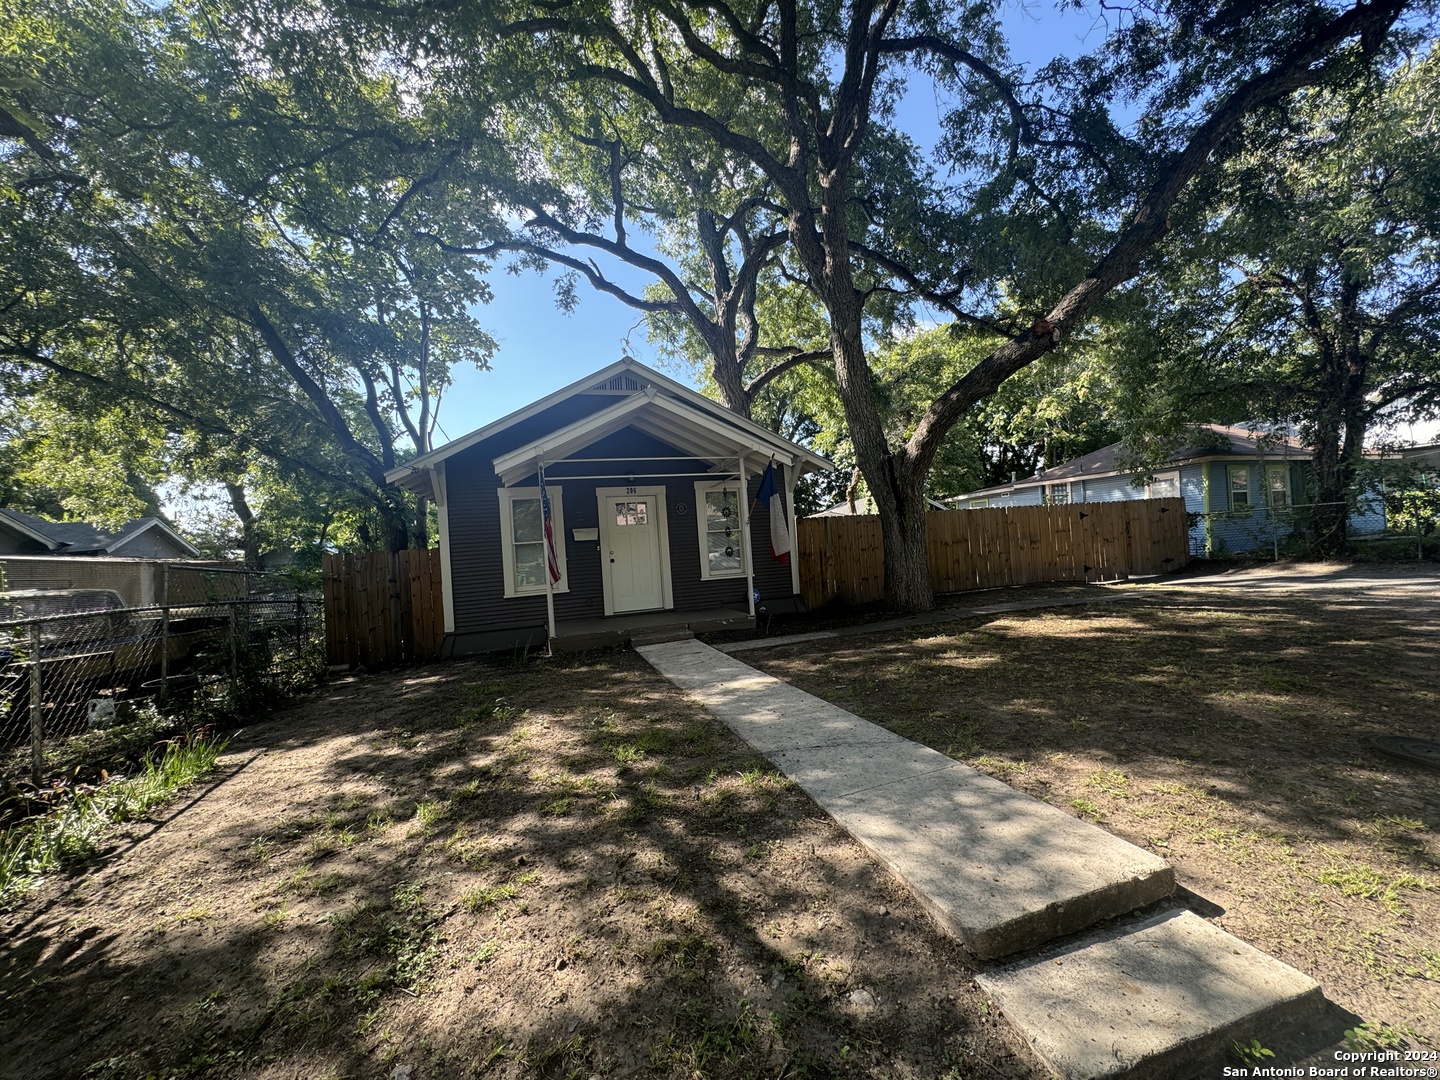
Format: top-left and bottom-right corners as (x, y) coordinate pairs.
(497, 486), (568, 597)
(1147, 472), (1180, 499)
(694, 481), (746, 580)
(1267, 466), (1290, 509)
(1047, 483), (1070, 505)
(1228, 467), (1251, 510)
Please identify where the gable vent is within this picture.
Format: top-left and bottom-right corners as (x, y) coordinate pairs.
(590, 373), (643, 392)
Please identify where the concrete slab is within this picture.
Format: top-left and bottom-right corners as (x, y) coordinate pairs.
(977, 909), (1328, 1079)
(638, 640), (1174, 958)
(826, 768), (1173, 960)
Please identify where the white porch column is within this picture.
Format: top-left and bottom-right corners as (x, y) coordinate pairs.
(737, 452), (755, 618)
(785, 463), (801, 597)
(430, 464), (455, 634)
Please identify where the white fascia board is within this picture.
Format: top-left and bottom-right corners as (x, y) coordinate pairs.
(0, 511), (62, 551)
(384, 358), (638, 486)
(387, 357), (835, 489)
(493, 392), (795, 485)
(107, 519), (202, 558)
(614, 359), (836, 473)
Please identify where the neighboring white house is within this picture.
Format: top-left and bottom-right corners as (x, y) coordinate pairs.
(943, 425), (1386, 556)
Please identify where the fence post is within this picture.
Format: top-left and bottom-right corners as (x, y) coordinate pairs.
(29, 622), (42, 789)
(229, 603), (239, 692)
(159, 562), (171, 703)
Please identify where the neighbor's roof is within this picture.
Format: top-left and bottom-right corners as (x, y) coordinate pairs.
(0, 510), (201, 557)
(810, 495), (948, 517)
(950, 424), (1311, 501)
(386, 357), (835, 494)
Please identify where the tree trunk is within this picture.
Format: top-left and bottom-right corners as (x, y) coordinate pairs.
(1310, 278), (1372, 555)
(224, 481), (262, 570)
(876, 479), (933, 613)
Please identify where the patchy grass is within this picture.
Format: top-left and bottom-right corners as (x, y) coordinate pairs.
(0, 652), (1035, 1079)
(753, 586), (1440, 1046)
(0, 733), (228, 907)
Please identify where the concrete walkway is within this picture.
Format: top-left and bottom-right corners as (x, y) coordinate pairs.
(638, 639), (1337, 1078)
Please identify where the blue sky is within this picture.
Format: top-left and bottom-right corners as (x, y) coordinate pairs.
(435, 2), (1110, 441)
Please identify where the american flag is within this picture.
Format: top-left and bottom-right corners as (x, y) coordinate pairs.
(540, 476), (561, 584)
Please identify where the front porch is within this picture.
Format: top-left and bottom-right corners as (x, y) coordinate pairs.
(552, 606), (753, 653)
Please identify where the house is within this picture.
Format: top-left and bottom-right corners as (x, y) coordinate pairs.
(385, 358), (835, 655)
(1396, 442), (1440, 473)
(0, 510), (201, 559)
(943, 424), (1386, 556)
(809, 495), (948, 517)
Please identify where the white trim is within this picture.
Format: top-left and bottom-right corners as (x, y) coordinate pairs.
(693, 480), (749, 581)
(596, 485), (672, 616)
(1264, 463), (1292, 509)
(433, 464), (455, 633)
(1145, 471), (1181, 500)
(1227, 464), (1252, 510)
(739, 456), (755, 617)
(492, 391), (795, 486)
(0, 511), (62, 551)
(386, 358), (834, 492)
(497, 486), (570, 598)
(107, 518), (202, 558)
(784, 465), (801, 597)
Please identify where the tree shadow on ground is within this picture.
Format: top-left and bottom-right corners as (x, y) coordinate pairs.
(0, 652), (1036, 1080)
(756, 589), (1440, 1049)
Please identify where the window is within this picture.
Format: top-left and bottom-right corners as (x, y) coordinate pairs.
(1229, 467), (1251, 510)
(1047, 484), (1069, 505)
(1268, 467), (1290, 510)
(497, 486), (568, 598)
(614, 500), (649, 527)
(1148, 473), (1180, 499)
(694, 481), (746, 580)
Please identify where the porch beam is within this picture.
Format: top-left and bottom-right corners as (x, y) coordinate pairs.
(537, 470), (743, 482)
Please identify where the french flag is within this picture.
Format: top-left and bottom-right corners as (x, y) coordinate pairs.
(754, 463), (791, 565)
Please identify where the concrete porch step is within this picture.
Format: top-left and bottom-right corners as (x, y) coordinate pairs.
(977, 909), (1331, 1078)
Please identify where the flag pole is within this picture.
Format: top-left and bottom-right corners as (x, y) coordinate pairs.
(540, 458), (557, 655)
(738, 452), (754, 619)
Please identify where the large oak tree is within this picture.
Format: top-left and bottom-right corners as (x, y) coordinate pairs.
(358, 0), (1417, 607)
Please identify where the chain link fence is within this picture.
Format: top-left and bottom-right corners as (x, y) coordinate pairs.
(0, 563), (321, 791)
(1186, 499), (1405, 558)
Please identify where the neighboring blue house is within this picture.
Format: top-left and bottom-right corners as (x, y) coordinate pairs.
(942, 425), (1385, 556)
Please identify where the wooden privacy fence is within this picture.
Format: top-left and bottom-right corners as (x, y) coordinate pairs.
(323, 549), (444, 667)
(797, 498), (1189, 610)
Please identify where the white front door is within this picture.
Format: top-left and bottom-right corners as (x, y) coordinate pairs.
(598, 487), (670, 614)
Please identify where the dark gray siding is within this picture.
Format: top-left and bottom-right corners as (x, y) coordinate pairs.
(113, 530), (191, 558)
(444, 414), (798, 637)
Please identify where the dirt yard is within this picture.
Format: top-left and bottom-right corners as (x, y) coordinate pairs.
(0, 651), (1041, 1080)
(752, 572), (1440, 1050)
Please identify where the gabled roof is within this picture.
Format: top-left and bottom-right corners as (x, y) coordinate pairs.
(387, 358), (834, 493)
(0, 510), (201, 557)
(949, 424), (1312, 501)
(809, 495), (949, 517)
